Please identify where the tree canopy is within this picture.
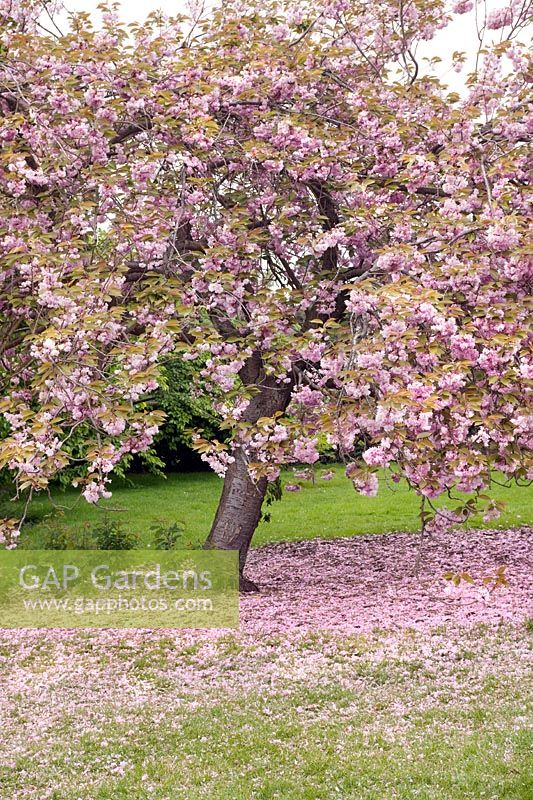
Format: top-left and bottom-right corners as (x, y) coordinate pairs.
(0, 0), (531, 566)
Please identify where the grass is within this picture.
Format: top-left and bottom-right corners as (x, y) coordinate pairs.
(1, 469), (531, 799)
(3, 464), (532, 549)
(0, 624), (531, 799)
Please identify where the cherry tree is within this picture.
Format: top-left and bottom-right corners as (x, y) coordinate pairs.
(0, 0), (531, 588)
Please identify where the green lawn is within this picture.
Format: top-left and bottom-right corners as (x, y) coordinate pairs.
(0, 624), (531, 800)
(3, 464), (531, 549)
(1, 468), (531, 800)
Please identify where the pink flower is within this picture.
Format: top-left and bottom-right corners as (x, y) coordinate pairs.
(450, 334), (479, 362)
(486, 6), (513, 30)
(486, 223), (519, 251)
(82, 481), (109, 504)
(362, 444), (391, 468)
(452, 1), (473, 13)
(352, 473), (379, 496)
(293, 440), (320, 464)
(101, 417), (126, 436)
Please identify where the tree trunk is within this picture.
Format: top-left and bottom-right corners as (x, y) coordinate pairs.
(205, 358), (293, 591)
(206, 448), (268, 592)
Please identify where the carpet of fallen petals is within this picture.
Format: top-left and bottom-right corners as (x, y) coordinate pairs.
(241, 526), (532, 634)
(0, 527), (530, 800)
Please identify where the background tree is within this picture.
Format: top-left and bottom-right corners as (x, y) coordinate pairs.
(0, 0), (531, 588)
(149, 356), (221, 470)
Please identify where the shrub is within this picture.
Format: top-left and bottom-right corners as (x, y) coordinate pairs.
(150, 520), (185, 550)
(91, 517), (140, 550)
(41, 521), (96, 550)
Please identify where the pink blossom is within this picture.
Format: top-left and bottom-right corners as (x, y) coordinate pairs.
(293, 439), (320, 464)
(486, 223), (520, 251)
(352, 472), (379, 496)
(486, 6), (513, 29)
(82, 481), (112, 504)
(452, 0), (473, 12)
(449, 334), (479, 362)
(362, 444), (391, 468)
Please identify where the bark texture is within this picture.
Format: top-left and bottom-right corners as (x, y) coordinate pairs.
(206, 448), (267, 591)
(205, 354), (293, 591)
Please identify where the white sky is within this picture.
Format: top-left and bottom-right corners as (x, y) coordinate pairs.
(57, 1), (518, 91)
